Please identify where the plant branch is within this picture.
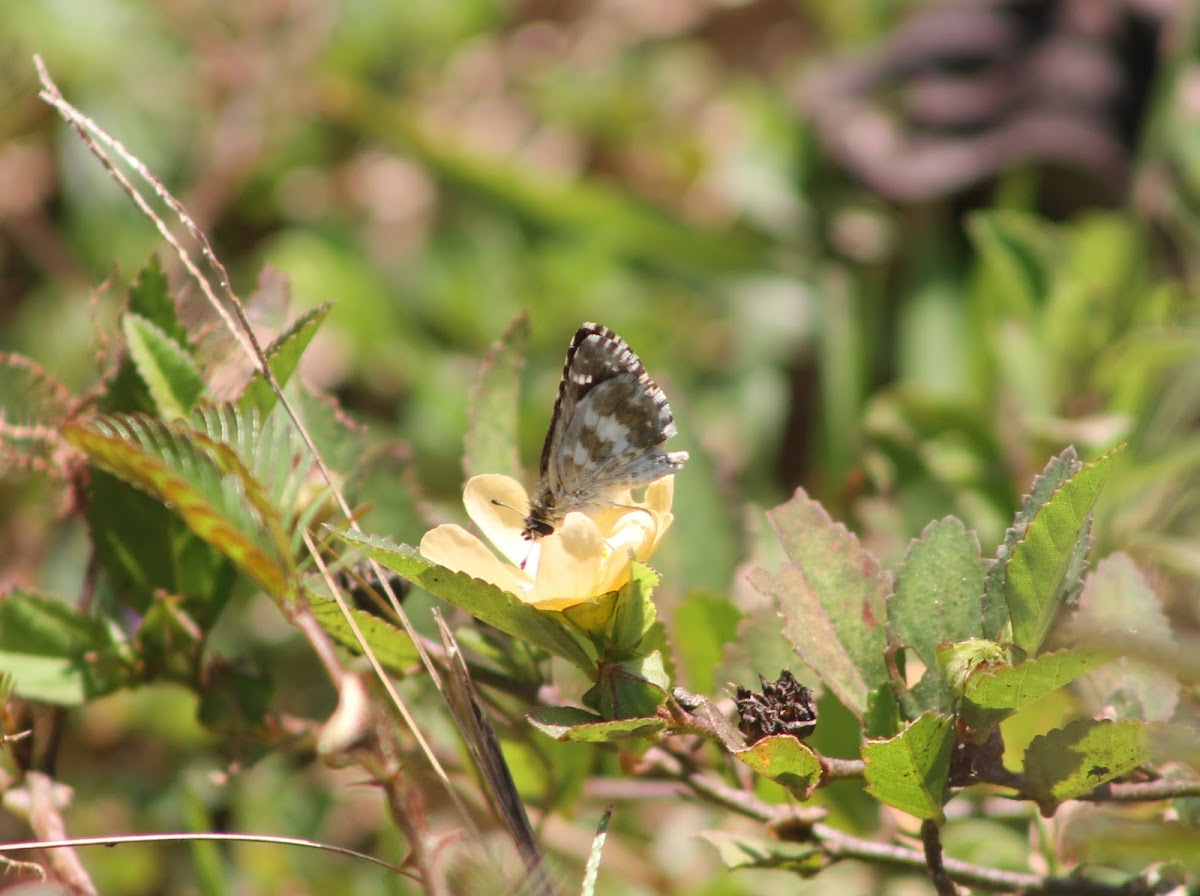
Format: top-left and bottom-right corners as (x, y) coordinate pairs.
(2, 772), (97, 895)
(640, 749), (1140, 895)
(921, 819), (958, 896)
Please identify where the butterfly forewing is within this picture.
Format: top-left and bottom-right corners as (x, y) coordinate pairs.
(523, 323), (687, 540)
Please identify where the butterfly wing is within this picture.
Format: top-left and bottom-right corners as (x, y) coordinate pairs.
(526, 323), (687, 539)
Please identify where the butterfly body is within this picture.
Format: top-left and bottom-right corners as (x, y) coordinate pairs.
(522, 324), (688, 541)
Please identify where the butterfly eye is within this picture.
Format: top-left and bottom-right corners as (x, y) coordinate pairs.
(527, 520), (555, 539)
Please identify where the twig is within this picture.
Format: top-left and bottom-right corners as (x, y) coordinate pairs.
(921, 819), (958, 896)
(640, 750), (1140, 895)
(2, 772), (96, 895)
(0, 828), (401, 873)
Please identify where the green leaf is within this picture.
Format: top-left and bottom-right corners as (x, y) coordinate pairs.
(63, 414), (294, 600)
(982, 447), (1081, 638)
(0, 591), (124, 705)
(128, 254), (187, 346)
(968, 210), (1057, 315)
(734, 735), (823, 798)
(697, 831), (823, 874)
(190, 405), (316, 549)
(1005, 445), (1124, 655)
(1024, 719), (1148, 813)
(239, 301), (333, 417)
(464, 313), (528, 480)
(751, 489), (891, 720)
(959, 647), (1110, 732)
(122, 313), (207, 421)
(890, 517), (986, 701)
(555, 563), (659, 656)
(526, 706), (666, 742)
(862, 712), (955, 822)
(582, 650), (670, 720)
(673, 590), (742, 694)
(332, 530), (594, 671)
(308, 595), (420, 673)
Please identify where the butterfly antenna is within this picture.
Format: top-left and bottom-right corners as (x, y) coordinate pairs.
(490, 498), (524, 519)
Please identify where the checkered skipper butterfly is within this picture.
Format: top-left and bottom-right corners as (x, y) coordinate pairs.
(521, 323), (688, 541)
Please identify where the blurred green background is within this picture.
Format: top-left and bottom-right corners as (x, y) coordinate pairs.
(2, 1), (1199, 893)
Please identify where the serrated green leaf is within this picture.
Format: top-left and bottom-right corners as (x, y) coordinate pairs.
(697, 831), (823, 873)
(751, 489), (891, 721)
(960, 648), (1110, 731)
(128, 255), (187, 346)
(1006, 445), (1124, 655)
(0, 591), (123, 704)
(122, 313), (207, 420)
(526, 706), (666, 742)
(890, 517), (987, 691)
(1024, 719), (1148, 812)
(554, 563), (659, 655)
(63, 414), (293, 600)
(190, 405), (317, 548)
(308, 595), (419, 673)
(862, 712), (955, 822)
(332, 530), (593, 670)
(734, 734), (823, 798)
(239, 302), (333, 416)
(582, 650), (670, 719)
(982, 447), (1082, 638)
(464, 313), (528, 480)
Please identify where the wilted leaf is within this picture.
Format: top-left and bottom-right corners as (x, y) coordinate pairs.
(750, 489), (891, 721)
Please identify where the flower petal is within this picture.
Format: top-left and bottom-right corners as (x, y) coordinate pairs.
(419, 523), (530, 595)
(463, 474), (532, 566)
(530, 513), (608, 609)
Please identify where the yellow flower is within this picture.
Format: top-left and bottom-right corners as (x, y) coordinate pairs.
(419, 473), (677, 611)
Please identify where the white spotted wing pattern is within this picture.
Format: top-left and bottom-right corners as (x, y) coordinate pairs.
(522, 323), (688, 540)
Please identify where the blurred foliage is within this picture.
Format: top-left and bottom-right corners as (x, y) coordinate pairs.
(2, 1), (1199, 894)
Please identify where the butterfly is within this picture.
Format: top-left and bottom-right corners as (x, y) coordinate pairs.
(522, 323), (689, 541)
